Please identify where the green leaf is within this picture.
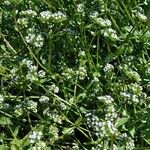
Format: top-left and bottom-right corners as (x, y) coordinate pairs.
(13, 127), (19, 137)
(21, 133), (30, 147)
(0, 117), (12, 125)
(0, 145), (8, 150)
(129, 128), (135, 138)
(115, 117), (128, 128)
(11, 138), (21, 147)
(75, 117), (82, 126)
(144, 138), (150, 145)
(62, 127), (74, 135)
(118, 146), (125, 150)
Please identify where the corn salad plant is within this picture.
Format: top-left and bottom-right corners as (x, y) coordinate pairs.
(0, 0), (150, 149)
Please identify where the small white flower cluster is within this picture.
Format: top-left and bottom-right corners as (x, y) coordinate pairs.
(118, 133), (135, 150)
(119, 64), (129, 71)
(9, 67), (19, 84)
(77, 3), (84, 13)
(78, 51), (86, 57)
(72, 143), (79, 150)
(20, 9), (37, 17)
(38, 70), (46, 78)
(90, 13), (112, 28)
(39, 11), (52, 22)
(25, 33), (44, 48)
(132, 7), (147, 22)
(60, 102), (67, 110)
(120, 83), (143, 104)
(39, 10), (67, 23)
(48, 125), (59, 143)
(25, 33), (35, 44)
(63, 28), (75, 35)
(22, 59), (44, 82)
(90, 11), (99, 18)
(136, 12), (147, 22)
(43, 108), (62, 124)
(52, 11), (67, 21)
(39, 96), (50, 103)
(106, 120), (118, 135)
(105, 105), (118, 121)
(121, 92), (132, 99)
(129, 83), (143, 95)
(3, 0), (11, 5)
(119, 62), (141, 82)
(29, 130), (43, 144)
(127, 70), (141, 82)
(97, 95), (114, 105)
(17, 18), (28, 28)
(49, 84), (59, 93)
(126, 137), (135, 150)
(98, 95), (117, 122)
(26, 100), (38, 113)
(103, 63), (114, 72)
(22, 59), (33, 67)
(86, 112), (103, 136)
(103, 28), (119, 40)
(26, 68), (38, 82)
(34, 34), (44, 48)
(31, 141), (46, 150)
(97, 18), (112, 27)
(62, 68), (75, 80)
(91, 144), (102, 150)
(77, 66), (87, 80)
(86, 112), (118, 138)
(14, 104), (23, 117)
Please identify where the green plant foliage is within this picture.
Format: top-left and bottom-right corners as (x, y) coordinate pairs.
(0, 0), (150, 149)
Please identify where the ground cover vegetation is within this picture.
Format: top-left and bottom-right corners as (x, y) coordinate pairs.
(0, 0), (150, 149)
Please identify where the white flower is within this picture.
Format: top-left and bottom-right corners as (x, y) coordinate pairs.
(78, 51), (86, 57)
(20, 10), (37, 17)
(97, 18), (112, 27)
(17, 18), (28, 27)
(77, 66), (87, 80)
(34, 34), (44, 48)
(126, 137), (135, 150)
(132, 95), (139, 103)
(30, 65), (37, 72)
(29, 131), (43, 144)
(103, 28), (119, 40)
(53, 11), (67, 20)
(4, 1), (11, 5)
(22, 59), (33, 68)
(40, 11), (52, 19)
(27, 100), (37, 113)
(90, 11), (99, 18)
(93, 45), (96, 48)
(38, 70), (46, 78)
(103, 63), (114, 72)
(121, 92), (132, 98)
(39, 96), (50, 103)
(98, 95), (114, 104)
(40, 11), (52, 22)
(49, 84), (59, 93)
(25, 33), (35, 43)
(137, 12), (147, 22)
(77, 3), (84, 13)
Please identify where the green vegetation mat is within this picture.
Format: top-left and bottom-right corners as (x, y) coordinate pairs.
(0, 0), (150, 149)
